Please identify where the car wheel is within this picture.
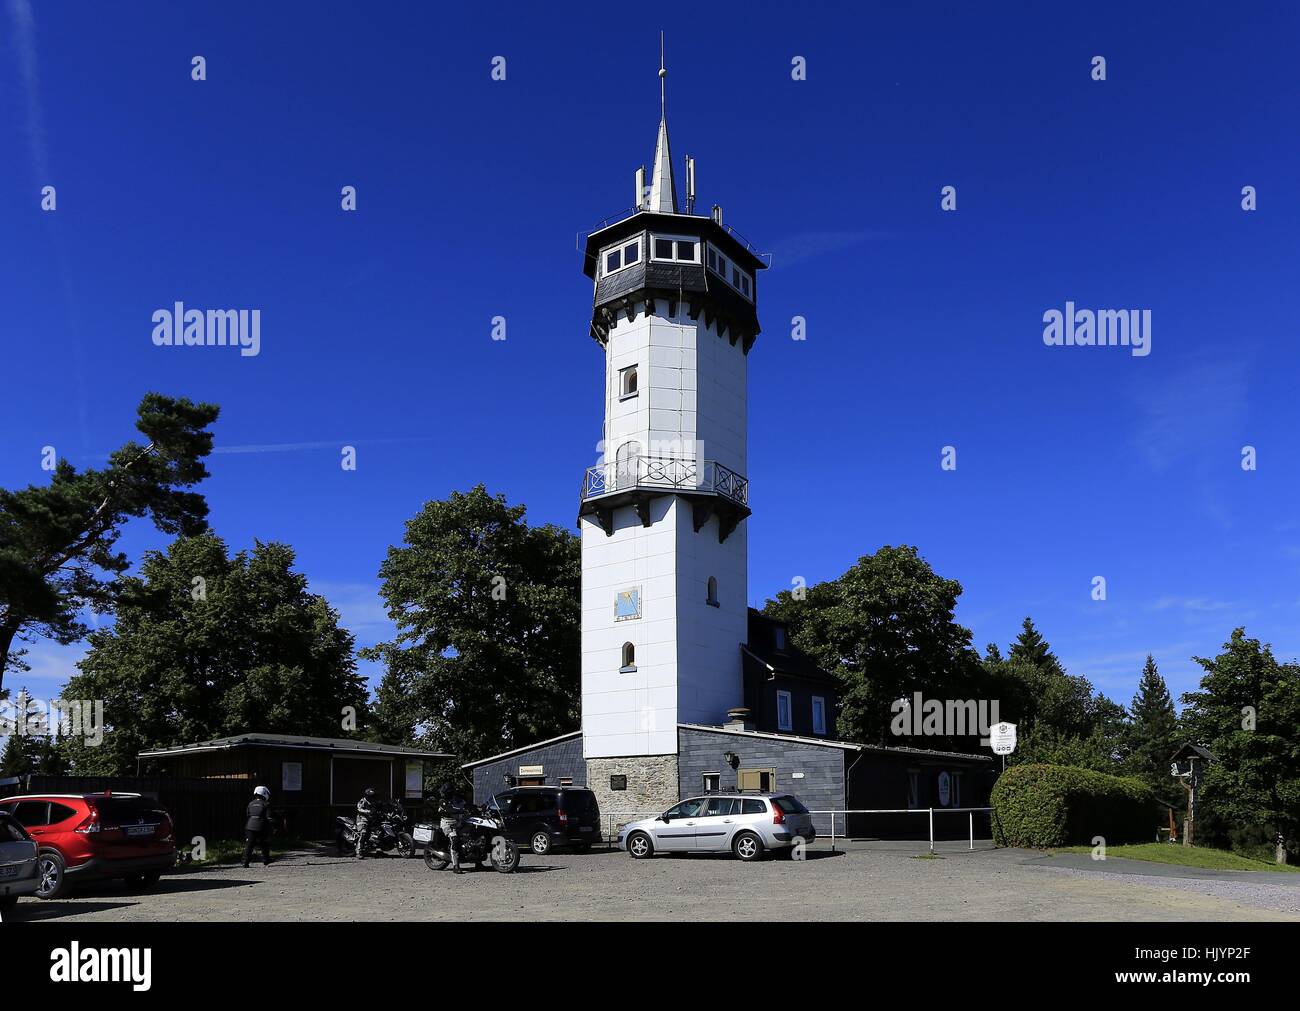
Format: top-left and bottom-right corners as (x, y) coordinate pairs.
(36, 851), (67, 899)
(530, 831), (551, 855)
(423, 848), (449, 872)
(626, 832), (653, 859)
(732, 832), (763, 862)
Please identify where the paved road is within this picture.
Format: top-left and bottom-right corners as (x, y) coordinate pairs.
(11, 840), (1300, 922)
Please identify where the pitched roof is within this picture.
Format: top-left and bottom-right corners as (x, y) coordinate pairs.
(138, 733), (451, 760)
(460, 730), (584, 770)
(745, 608), (835, 683)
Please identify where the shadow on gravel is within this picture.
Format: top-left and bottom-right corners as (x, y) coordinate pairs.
(9, 899), (140, 922)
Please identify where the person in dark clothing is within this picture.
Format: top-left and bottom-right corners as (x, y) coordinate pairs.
(243, 786), (274, 867)
(354, 787), (377, 858)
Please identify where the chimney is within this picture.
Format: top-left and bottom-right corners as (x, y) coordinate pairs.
(725, 706), (754, 731)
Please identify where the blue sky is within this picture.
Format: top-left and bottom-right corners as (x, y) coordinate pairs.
(3, 1), (1298, 711)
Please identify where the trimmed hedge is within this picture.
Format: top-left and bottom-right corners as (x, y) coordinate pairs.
(991, 763), (1155, 848)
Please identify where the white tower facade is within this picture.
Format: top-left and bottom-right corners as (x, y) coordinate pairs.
(577, 55), (766, 805)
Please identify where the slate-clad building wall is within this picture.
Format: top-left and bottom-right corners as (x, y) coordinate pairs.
(676, 726), (846, 835)
(467, 733), (587, 805)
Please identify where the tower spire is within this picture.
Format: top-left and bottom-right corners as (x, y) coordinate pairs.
(647, 32), (678, 214)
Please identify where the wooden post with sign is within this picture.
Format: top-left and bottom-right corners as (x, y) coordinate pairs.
(1169, 744), (1214, 849)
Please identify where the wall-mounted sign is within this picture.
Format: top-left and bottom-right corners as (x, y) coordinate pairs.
(405, 761), (423, 798)
(282, 761), (303, 792)
(610, 775), (627, 791)
(518, 765), (544, 777)
(937, 771), (952, 807)
(792, 772), (805, 780)
(989, 722), (1017, 756)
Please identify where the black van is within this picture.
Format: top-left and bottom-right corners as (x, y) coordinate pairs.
(488, 787), (602, 854)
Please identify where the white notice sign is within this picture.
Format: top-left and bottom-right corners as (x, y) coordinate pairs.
(990, 722), (1017, 756)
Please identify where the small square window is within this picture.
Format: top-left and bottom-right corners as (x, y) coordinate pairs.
(702, 773), (721, 793)
(654, 237), (674, 259)
(676, 239), (696, 261)
(623, 241), (640, 264)
(610, 775), (628, 791)
(605, 249), (621, 274)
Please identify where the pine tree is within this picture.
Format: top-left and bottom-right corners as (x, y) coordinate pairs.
(1008, 617), (1066, 677)
(1125, 655), (1178, 797)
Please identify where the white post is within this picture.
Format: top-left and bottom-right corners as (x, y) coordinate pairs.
(929, 808), (934, 854)
(969, 810), (973, 851)
(830, 812), (837, 852)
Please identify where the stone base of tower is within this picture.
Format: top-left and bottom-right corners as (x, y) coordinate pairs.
(586, 754), (679, 830)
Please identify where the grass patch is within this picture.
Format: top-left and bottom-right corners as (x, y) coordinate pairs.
(1051, 842), (1299, 873)
(911, 852), (945, 860)
(187, 838), (321, 866)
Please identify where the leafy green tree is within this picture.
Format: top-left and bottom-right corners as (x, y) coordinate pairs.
(363, 486), (580, 762)
(0, 393), (219, 695)
(763, 545), (982, 747)
(1124, 655), (1179, 797)
(988, 618), (1128, 770)
(59, 534), (367, 774)
(1180, 629), (1300, 859)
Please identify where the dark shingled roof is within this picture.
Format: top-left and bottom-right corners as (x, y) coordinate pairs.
(138, 733), (451, 760)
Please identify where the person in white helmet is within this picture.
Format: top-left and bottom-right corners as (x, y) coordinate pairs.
(243, 785), (274, 867)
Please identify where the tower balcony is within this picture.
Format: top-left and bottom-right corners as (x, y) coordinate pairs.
(578, 456), (750, 542)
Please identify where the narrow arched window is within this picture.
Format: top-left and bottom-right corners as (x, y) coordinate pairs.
(621, 642), (636, 670)
(706, 576), (719, 606)
(615, 441), (641, 488)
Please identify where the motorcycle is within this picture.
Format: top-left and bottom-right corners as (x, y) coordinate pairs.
(414, 803), (519, 873)
(336, 801), (415, 858)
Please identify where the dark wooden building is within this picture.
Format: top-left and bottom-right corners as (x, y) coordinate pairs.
(138, 733), (450, 839)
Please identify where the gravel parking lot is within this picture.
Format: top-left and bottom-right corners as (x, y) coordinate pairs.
(11, 840), (1300, 922)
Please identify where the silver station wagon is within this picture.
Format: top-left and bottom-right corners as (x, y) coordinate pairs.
(0, 811), (40, 914)
(618, 792), (815, 861)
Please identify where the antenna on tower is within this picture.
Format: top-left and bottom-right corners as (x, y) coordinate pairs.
(685, 155), (696, 215)
(635, 166), (646, 210)
(659, 31), (667, 118)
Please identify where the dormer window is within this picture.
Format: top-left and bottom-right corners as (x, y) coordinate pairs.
(773, 626), (787, 651)
(650, 235), (699, 263)
(603, 237), (642, 277)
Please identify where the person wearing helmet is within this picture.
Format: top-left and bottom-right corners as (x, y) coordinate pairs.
(354, 787), (377, 859)
(243, 786), (274, 868)
(437, 782), (468, 874)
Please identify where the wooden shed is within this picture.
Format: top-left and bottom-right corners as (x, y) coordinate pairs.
(138, 733), (451, 839)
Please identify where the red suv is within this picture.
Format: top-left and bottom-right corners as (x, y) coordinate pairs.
(0, 792), (175, 899)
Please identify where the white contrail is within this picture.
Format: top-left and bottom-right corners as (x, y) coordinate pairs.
(8, 0), (49, 182)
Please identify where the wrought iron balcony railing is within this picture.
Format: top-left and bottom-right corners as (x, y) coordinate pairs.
(581, 456), (749, 508)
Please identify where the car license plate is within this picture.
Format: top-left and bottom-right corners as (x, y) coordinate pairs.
(0, 866), (19, 879)
(124, 825), (154, 837)
(413, 826), (433, 843)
